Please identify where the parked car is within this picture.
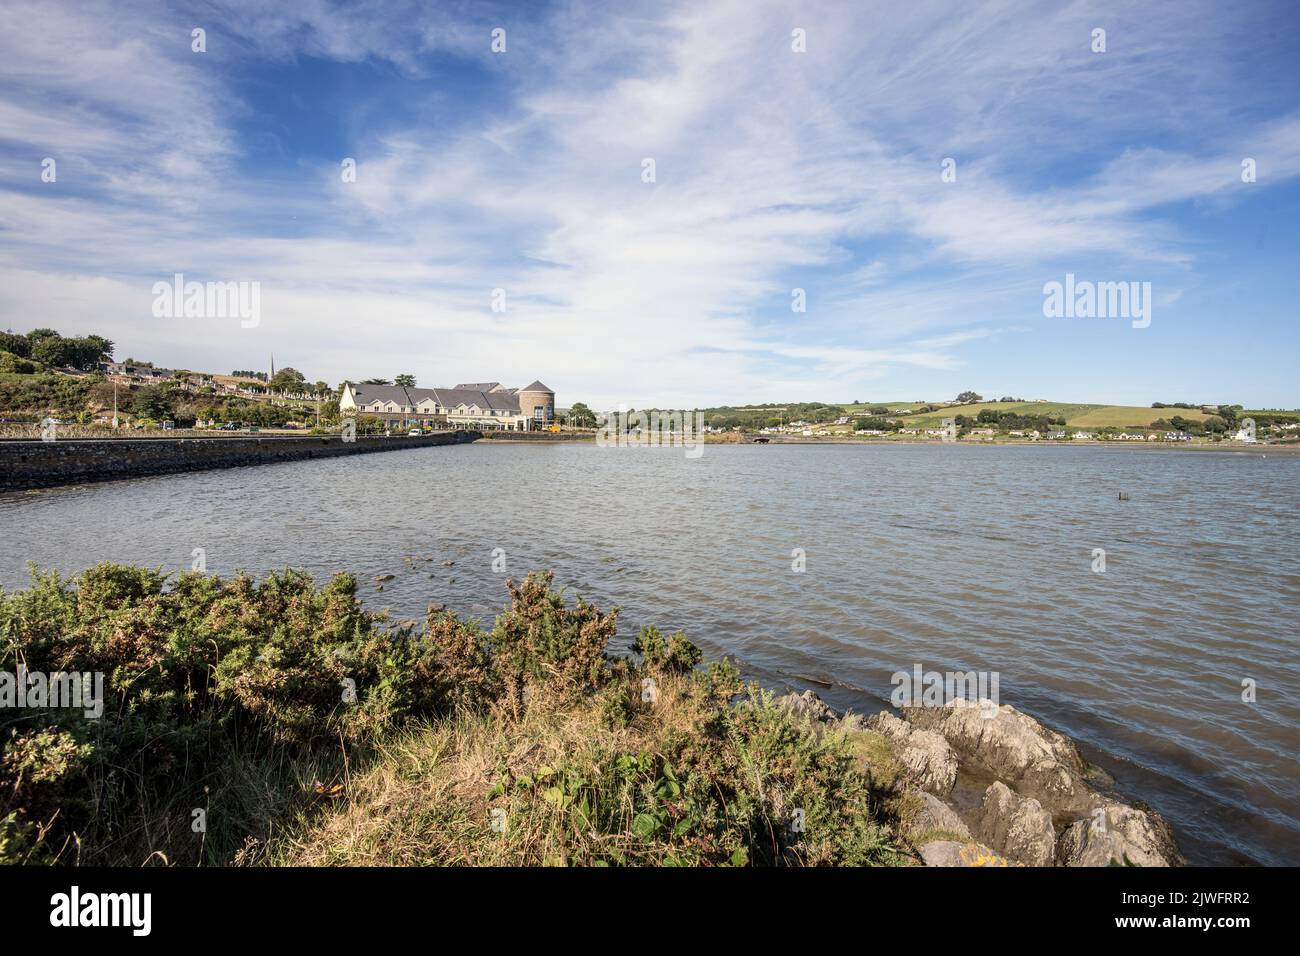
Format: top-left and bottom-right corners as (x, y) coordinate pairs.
(218, 422), (240, 430)
(407, 428), (422, 436)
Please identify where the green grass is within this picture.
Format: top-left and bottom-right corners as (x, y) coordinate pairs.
(893, 402), (1217, 429)
(718, 400), (1236, 430)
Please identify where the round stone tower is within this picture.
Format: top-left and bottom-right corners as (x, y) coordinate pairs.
(517, 380), (555, 429)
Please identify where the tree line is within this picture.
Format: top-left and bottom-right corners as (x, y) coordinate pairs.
(0, 328), (114, 373)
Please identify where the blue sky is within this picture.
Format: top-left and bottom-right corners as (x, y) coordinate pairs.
(1, 0), (1298, 408)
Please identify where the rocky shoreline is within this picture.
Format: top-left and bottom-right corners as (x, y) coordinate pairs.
(777, 690), (1184, 867)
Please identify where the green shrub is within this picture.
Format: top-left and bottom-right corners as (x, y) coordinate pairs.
(633, 624), (703, 673)
(0, 351), (40, 374)
(2, 565), (903, 867)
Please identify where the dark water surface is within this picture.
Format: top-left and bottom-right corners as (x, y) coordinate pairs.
(2, 441), (1297, 864)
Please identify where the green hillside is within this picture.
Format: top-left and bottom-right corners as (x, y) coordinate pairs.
(896, 402), (1214, 429)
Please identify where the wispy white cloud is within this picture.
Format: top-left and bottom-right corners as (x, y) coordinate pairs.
(0, 0), (1296, 406)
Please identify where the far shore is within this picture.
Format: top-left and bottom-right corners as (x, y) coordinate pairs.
(734, 437), (1298, 452)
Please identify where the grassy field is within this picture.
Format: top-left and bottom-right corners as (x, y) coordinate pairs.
(709, 400), (1248, 429)
(840, 402), (927, 414)
(895, 402), (1215, 428)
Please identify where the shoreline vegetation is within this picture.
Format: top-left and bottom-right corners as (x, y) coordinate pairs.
(1, 565), (1182, 867)
(2, 329), (1294, 451)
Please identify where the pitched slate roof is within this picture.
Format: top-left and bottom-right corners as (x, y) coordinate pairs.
(431, 387), (520, 412)
(521, 380), (553, 393)
(348, 383), (422, 407)
(347, 382), (521, 413)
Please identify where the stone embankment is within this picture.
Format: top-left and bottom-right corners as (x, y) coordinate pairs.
(0, 431), (479, 491)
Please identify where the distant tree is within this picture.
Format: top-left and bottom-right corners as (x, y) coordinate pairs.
(361, 378), (392, 386)
(567, 401), (597, 428)
(25, 333), (111, 371)
(132, 384), (175, 420)
(393, 374), (417, 388)
(956, 391), (983, 404)
(854, 416), (897, 432)
(1217, 404), (1243, 427)
(30, 336), (80, 369)
(869, 405), (889, 415)
(269, 367), (307, 391)
(80, 335), (114, 364)
(0, 330), (31, 357)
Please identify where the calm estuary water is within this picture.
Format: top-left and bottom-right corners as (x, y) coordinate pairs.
(2, 441), (1297, 865)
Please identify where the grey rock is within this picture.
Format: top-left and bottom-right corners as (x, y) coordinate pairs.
(918, 840), (1016, 867)
(1057, 801), (1184, 867)
(911, 791), (971, 841)
(901, 698), (1093, 816)
(776, 690), (840, 724)
(976, 781), (1056, 866)
(867, 711), (959, 796)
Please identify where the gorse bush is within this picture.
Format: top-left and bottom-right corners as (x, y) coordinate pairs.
(1, 564), (903, 866)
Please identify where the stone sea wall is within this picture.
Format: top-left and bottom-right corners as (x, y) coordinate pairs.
(479, 430), (594, 441)
(0, 432), (479, 491)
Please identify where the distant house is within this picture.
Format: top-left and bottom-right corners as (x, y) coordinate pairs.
(339, 380), (555, 430)
(101, 362), (174, 382)
(1047, 430), (1067, 440)
(1072, 431), (1094, 440)
(1231, 427), (1257, 443)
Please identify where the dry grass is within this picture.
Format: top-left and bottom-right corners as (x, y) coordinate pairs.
(275, 676), (910, 867)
